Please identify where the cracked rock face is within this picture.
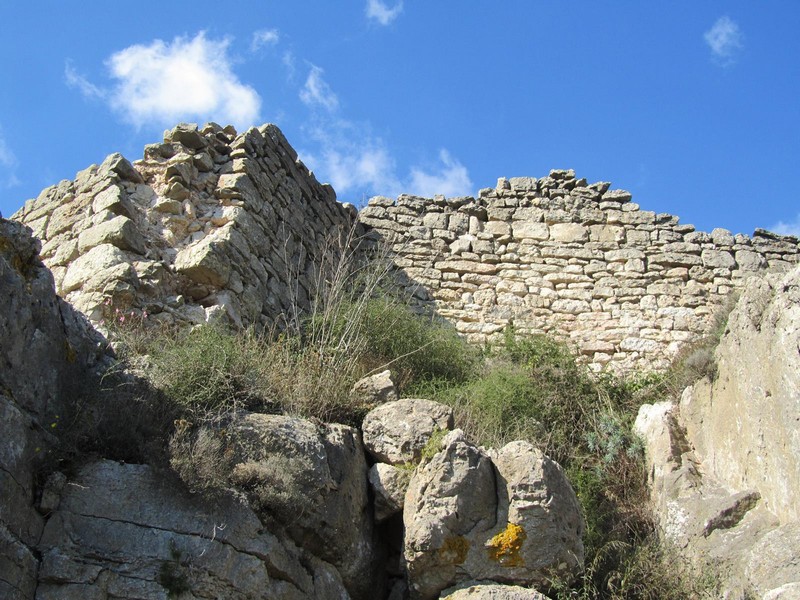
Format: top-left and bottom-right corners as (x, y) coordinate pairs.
(635, 267), (800, 597)
(0, 219), (108, 600)
(403, 431), (583, 600)
(36, 460), (351, 600)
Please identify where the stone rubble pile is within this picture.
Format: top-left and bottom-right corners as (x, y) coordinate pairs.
(13, 123), (358, 332)
(360, 171), (800, 372)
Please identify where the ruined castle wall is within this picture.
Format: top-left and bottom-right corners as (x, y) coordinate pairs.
(359, 171), (800, 372)
(13, 123), (358, 330)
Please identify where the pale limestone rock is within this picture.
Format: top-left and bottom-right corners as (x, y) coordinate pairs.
(404, 432), (583, 600)
(368, 463), (409, 522)
(351, 369), (399, 406)
(512, 222), (549, 240)
(77, 215), (146, 254)
(362, 398), (454, 465)
(549, 223), (588, 243)
(61, 243), (132, 293)
(681, 266), (800, 522)
(441, 582), (551, 599)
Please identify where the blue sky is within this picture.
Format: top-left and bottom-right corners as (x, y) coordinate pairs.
(1, 1), (798, 236)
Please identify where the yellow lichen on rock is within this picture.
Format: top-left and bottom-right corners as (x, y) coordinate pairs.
(486, 522), (526, 567)
(439, 535), (470, 565)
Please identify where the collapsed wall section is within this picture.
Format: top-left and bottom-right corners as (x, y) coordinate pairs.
(12, 123), (358, 331)
(359, 171), (800, 372)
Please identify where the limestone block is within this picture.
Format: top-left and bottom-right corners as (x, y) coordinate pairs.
(351, 370), (399, 406)
(701, 249), (736, 269)
(77, 215), (146, 255)
(61, 243), (133, 294)
(736, 250), (767, 271)
(509, 177), (537, 191)
(550, 299), (590, 314)
(441, 582), (551, 599)
(649, 252), (702, 267)
(601, 189), (632, 203)
(174, 236), (232, 287)
(711, 228), (735, 246)
(362, 398), (454, 464)
(549, 223), (588, 243)
(512, 222), (549, 240)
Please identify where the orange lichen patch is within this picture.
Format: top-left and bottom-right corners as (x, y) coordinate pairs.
(486, 522), (527, 567)
(438, 535), (469, 565)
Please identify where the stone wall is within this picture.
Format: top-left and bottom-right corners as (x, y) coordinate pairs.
(359, 171), (800, 372)
(13, 123), (358, 331)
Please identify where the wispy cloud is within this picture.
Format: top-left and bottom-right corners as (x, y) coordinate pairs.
(64, 60), (106, 99)
(300, 65), (339, 112)
(298, 66), (471, 201)
(770, 214), (800, 238)
(0, 127), (21, 190)
(96, 32), (261, 130)
(366, 0), (403, 26)
(408, 150), (472, 198)
(251, 28), (279, 52)
(704, 16), (743, 66)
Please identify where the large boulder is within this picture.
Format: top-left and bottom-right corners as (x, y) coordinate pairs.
(440, 582), (551, 599)
(36, 460), (350, 600)
(403, 430), (583, 600)
(177, 413), (380, 600)
(363, 398), (454, 465)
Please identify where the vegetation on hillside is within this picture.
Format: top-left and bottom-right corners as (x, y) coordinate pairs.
(44, 238), (734, 600)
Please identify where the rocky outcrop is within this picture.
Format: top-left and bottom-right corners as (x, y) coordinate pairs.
(363, 398), (454, 465)
(0, 219), (107, 600)
(404, 430), (583, 600)
(37, 459), (351, 600)
(361, 173), (800, 373)
(12, 123), (359, 333)
(635, 264), (800, 598)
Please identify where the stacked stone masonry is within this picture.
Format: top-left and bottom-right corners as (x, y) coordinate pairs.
(13, 123), (357, 332)
(13, 124), (799, 374)
(360, 171), (800, 372)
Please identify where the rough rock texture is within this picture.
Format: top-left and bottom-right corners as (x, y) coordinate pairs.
(362, 398), (454, 465)
(360, 173), (800, 373)
(351, 370), (399, 406)
(635, 264), (800, 598)
(13, 123), (359, 333)
(404, 430), (583, 600)
(0, 219), (107, 600)
(680, 266), (800, 523)
(441, 582), (551, 599)
(37, 459), (351, 600)
(369, 463), (410, 522)
(220, 413), (379, 600)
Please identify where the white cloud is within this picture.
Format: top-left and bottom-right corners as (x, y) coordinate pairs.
(0, 134), (15, 169)
(0, 128), (20, 190)
(300, 65), (339, 112)
(251, 28), (279, 52)
(366, 0), (403, 25)
(770, 214), (800, 238)
(64, 61), (106, 99)
(704, 16), (743, 65)
(407, 150), (473, 198)
(106, 32), (261, 130)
